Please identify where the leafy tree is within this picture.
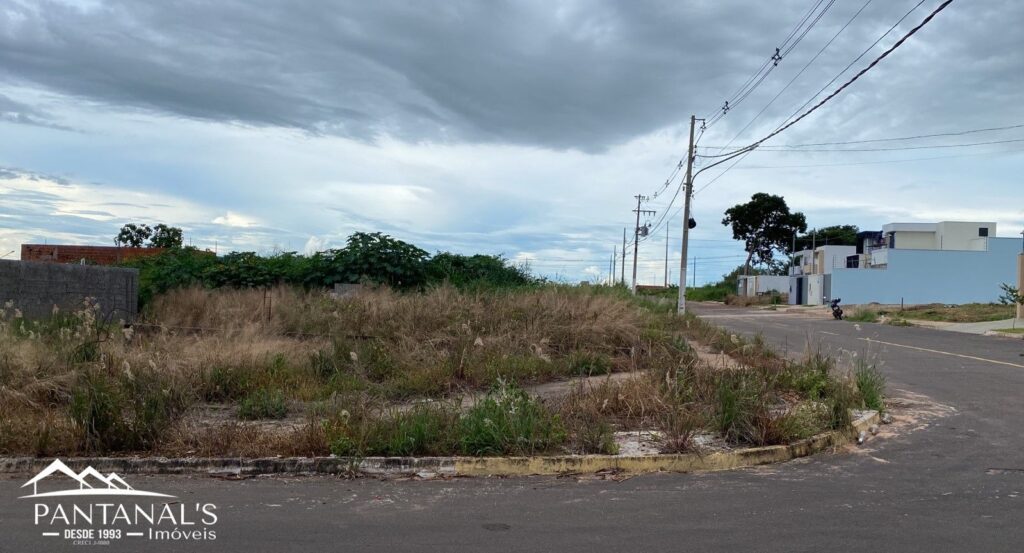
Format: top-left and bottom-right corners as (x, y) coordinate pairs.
(426, 252), (535, 288)
(335, 232), (429, 289)
(115, 223), (152, 247)
(122, 247), (217, 304)
(722, 193), (807, 273)
(998, 283), (1023, 306)
(792, 224), (859, 252)
(149, 224), (184, 249)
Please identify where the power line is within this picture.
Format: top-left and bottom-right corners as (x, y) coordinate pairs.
(705, 0), (837, 129)
(702, 122), (1024, 149)
(656, 1), (842, 217)
(726, 146), (1024, 169)
(694, 0), (955, 195)
(772, 0), (929, 134)
(722, 0), (874, 150)
(743, 136), (1024, 153)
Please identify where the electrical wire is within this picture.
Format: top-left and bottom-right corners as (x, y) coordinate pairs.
(705, 0), (837, 128)
(701, 122), (1024, 149)
(743, 136), (1024, 152)
(693, 0), (954, 195)
(772, 0), (929, 134)
(722, 0), (874, 151)
(695, 146), (1024, 170)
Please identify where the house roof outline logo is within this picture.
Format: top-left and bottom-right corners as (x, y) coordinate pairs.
(19, 459), (175, 499)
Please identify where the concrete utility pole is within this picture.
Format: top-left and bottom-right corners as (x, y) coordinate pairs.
(692, 256), (697, 287)
(621, 228), (627, 285)
(812, 230), (817, 274)
(612, 245), (617, 286)
(664, 222), (669, 287)
(1018, 229), (1024, 320)
(677, 115), (697, 314)
(631, 195), (655, 293)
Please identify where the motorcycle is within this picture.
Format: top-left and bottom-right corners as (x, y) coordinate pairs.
(829, 298), (844, 320)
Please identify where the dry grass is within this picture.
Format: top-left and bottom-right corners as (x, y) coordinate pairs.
(882, 303), (1014, 323)
(0, 285), (871, 457)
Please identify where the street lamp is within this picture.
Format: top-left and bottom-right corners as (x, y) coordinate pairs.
(0, 250), (14, 259)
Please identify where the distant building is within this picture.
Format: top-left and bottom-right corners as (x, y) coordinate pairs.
(788, 221), (1018, 306)
(20, 244), (164, 265)
(737, 275), (788, 297)
(788, 245), (856, 305)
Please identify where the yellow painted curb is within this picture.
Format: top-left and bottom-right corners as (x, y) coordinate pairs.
(0, 412), (881, 479)
(454, 410), (880, 477)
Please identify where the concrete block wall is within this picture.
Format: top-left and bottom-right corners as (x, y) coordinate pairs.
(0, 260), (139, 321)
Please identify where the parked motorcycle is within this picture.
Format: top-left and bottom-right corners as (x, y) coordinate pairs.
(829, 298), (844, 320)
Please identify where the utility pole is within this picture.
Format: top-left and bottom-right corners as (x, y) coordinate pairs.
(621, 228), (627, 285)
(812, 230), (817, 274)
(692, 256), (697, 287)
(664, 221), (669, 287)
(677, 115), (697, 314)
(606, 248), (614, 286)
(631, 195), (655, 294)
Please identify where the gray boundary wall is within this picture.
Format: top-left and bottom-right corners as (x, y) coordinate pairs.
(0, 260), (139, 321)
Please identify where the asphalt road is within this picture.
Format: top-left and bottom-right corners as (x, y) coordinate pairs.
(2, 304), (1022, 552)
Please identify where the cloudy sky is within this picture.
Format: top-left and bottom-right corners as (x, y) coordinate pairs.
(1, 0), (1022, 284)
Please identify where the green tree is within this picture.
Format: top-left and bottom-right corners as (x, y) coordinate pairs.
(335, 232), (429, 289)
(149, 224), (184, 249)
(998, 283), (1023, 306)
(426, 252), (534, 288)
(115, 223), (152, 247)
(722, 193), (807, 273)
(792, 224), (859, 252)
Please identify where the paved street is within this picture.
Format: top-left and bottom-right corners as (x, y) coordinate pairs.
(2, 304), (1023, 552)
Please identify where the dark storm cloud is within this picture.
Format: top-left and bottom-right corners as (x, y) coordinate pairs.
(3, 1), (1021, 150)
(0, 0), (830, 150)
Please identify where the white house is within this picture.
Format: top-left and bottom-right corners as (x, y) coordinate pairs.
(737, 274), (789, 297)
(790, 221), (1019, 306)
(788, 245), (856, 305)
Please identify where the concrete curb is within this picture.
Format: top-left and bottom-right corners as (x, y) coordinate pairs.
(0, 412), (879, 479)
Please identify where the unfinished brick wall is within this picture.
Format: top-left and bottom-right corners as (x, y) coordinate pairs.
(20, 244), (164, 265)
(0, 260), (139, 320)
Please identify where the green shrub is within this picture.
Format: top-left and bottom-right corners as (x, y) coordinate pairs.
(70, 371), (123, 451)
(204, 366), (252, 401)
(364, 405), (458, 456)
(782, 350), (833, 400)
(426, 252), (535, 289)
(853, 359), (886, 412)
(70, 369), (185, 452)
(238, 389), (289, 420)
(571, 420), (618, 454)
(459, 381), (566, 456)
(567, 352), (612, 377)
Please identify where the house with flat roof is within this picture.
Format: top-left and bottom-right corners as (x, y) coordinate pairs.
(792, 221), (1019, 306)
(788, 245), (856, 305)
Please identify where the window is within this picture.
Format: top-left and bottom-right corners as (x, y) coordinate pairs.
(979, 227), (989, 237)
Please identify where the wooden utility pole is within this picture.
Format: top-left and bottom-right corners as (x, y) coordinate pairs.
(677, 115), (697, 314)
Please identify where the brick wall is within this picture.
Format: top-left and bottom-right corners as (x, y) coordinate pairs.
(20, 244), (164, 265)
(0, 260), (139, 321)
